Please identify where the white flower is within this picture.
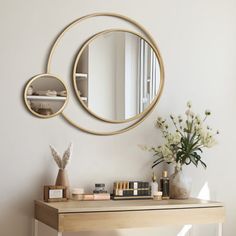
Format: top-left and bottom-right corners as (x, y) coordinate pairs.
(190, 111), (195, 118)
(166, 132), (181, 145)
(205, 110), (211, 116)
(175, 162), (182, 171)
(178, 115), (183, 123)
(156, 117), (166, 129)
(187, 101), (192, 108)
(199, 130), (217, 148)
(185, 109), (191, 116)
(159, 146), (175, 162)
(195, 115), (202, 124)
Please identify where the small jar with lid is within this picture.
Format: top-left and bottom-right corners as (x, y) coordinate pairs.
(153, 191), (163, 200)
(94, 183), (106, 193)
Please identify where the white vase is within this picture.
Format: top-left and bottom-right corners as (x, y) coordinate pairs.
(170, 167), (192, 199)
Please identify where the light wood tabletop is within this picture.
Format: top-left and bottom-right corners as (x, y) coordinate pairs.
(35, 198), (223, 213)
(34, 198), (225, 236)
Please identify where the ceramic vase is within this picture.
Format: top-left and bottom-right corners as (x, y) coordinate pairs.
(55, 169), (69, 197)
(170, 167), (192, 199)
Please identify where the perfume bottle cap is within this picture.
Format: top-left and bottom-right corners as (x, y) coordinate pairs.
(163, 170), (168, 178)
(152, 172), (157, 182)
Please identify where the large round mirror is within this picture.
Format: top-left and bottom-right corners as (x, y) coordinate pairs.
(24, 74), (68, 118)
(73, 30), (161, 123)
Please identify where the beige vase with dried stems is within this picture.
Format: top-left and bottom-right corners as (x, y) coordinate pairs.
(55, 169), (69, 186)
(50, 143), (73, 198)
(55, 169), (70, 198)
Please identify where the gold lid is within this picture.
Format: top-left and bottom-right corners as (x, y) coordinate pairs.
(163, 170), (168, 178)
(152, 172), (157, 182)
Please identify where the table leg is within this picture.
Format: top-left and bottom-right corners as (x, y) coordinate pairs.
(33, 219), (38, 236)
(57, 233), (62, 236)
(218, 223), (223, 236)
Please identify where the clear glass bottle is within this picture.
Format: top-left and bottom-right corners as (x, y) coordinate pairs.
(151, 172), (158, 197)
(160, 170), (170, 199)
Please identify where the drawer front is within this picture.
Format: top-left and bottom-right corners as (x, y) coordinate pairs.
(59, 207), (225, 232)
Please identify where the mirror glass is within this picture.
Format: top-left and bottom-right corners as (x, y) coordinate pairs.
(24, 74), (68, 118)
(74, 31), (161, 122)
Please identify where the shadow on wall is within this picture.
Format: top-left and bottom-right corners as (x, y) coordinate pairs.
(62, 228), (188, 236)
(39, 223), (120, 236)
(177, 180), (216, 236)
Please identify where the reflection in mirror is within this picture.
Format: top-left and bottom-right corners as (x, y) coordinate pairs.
(74, 31), (161, 122)
(24, 74), (68, 118)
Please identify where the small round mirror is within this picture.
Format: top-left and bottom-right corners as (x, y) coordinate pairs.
(24, 74), (68, 118)
(73, 30), (162, 123)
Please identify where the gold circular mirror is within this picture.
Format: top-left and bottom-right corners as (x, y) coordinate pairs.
(24, 74), (68, 118)
(73, 30), (162, 123)
(46, 13), (165, 135)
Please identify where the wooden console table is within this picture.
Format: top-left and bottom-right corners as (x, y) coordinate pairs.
(34, 198), (225, 236)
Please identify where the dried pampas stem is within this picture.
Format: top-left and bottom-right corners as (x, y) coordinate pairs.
(50, 145), (62, 169)
(62, 143), (73, 169)
(49, 143), (73, 169)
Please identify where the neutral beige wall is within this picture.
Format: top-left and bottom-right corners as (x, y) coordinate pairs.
(0, 0), (236, 236)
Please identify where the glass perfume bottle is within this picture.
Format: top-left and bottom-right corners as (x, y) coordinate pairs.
(151, 172), (158, 197)
(160, 170), (170, 199)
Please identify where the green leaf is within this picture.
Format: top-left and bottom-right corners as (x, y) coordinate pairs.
(152, 160), (164, 168)
(185, 157), (191, 165)
(189, 154), (198, 167)
(153, 157), (164, 164)
(199, 159), (207, 169)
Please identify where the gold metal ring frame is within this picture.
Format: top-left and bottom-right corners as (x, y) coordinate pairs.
(72, 29), (162, 124)
(24, 73), (69, 119)
(46, 12), (165, 135)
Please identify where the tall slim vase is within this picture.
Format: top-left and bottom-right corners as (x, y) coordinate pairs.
(55, 169), (70, 198)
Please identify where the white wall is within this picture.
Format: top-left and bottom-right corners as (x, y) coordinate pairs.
(0, 0), (236, 236)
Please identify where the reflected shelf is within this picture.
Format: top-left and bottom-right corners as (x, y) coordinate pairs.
(75, 73), (88, 79)
(27, 96), (66, 101)
(80, 97), (88, 101)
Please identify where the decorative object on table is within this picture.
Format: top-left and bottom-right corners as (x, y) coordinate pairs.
(93, 183), (107, 194)
(153, 191), (163, 200)
(82, 193), (110, 201)
(142, 101), (219, 199)
(71, 188), (85, 200)
(113, 181), (152, 200)
(93, 183), (110, 200)
(93, 193), (110, 200)
(83, 194), (95, 200)
(160, 171), (170, 200)
(43, 185), (67, 202)
(150, 173), (158, 197)
(70, 187), (110, 201)
(49, 143), (73, 198)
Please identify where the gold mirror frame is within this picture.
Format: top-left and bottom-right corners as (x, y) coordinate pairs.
(24, 73), (69, 119)
(72, 29), (163, 124)
(46, 12), (165, 135)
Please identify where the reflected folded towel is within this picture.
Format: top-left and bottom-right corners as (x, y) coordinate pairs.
(35, 90), (57, 96)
